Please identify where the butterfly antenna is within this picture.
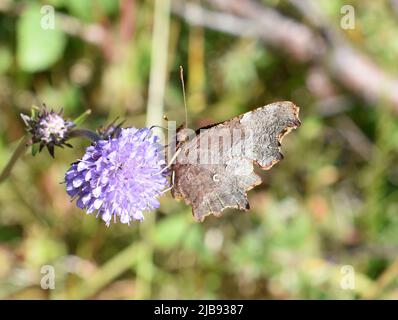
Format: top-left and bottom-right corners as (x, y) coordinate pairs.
(180, 66), (188, 127)
(149, 124), (172, 132)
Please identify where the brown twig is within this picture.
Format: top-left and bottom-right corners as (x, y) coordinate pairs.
(173, 0), (398, 112)
(173, 0), (324, 61)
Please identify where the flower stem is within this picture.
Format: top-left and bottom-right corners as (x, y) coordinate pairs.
(70, 241), (141, 299)
(0, 135), (30, 184)
(69, 129), (101, 142)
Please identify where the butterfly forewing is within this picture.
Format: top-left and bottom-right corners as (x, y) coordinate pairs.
(171, 101), (300, 221)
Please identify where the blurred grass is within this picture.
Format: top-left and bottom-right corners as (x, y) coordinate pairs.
(0, 0), (398, 299)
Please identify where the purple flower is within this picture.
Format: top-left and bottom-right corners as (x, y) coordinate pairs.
(65, 127), (168, 226)
(21, 106), (75, 157)
(36, 112), (71, 143)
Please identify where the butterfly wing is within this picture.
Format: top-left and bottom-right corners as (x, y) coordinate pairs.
(171, 101), (300, 221)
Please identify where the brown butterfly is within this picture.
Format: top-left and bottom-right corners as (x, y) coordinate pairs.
(169, 101), (300, 221)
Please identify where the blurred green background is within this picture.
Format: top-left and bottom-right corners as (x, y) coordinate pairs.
(1, 0), (398, 299)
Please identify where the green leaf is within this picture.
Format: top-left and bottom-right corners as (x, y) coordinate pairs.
(31, 143), (39, 156)
(31, 105), (39, 119)
(17, 5), (66, 72)
(73, 109), (91, 125)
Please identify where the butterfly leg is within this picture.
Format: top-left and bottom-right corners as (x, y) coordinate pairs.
(161, 170), (175, 194)
(152, 149), (181, 176)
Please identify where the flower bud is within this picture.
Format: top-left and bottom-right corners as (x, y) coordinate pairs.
(21, 105), (75, 157)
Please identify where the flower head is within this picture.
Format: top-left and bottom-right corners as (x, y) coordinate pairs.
(97, 118), (124, 140)
(65, 127), (168, 226)
(21, 105), (75, 157)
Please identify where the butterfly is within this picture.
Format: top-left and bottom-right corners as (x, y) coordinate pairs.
(168, 101), (300, 221)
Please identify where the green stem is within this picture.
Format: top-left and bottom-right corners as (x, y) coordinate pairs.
(0, 135), (30, 184)
(69, 129), (101, 142)
(70, 241), (141, 299)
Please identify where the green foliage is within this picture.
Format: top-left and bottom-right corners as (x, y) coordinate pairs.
(17, 4), (66, 72)
(64, 0), (119, 22)
(0, 46), (12, 74)
(152, 214), (190, 250)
